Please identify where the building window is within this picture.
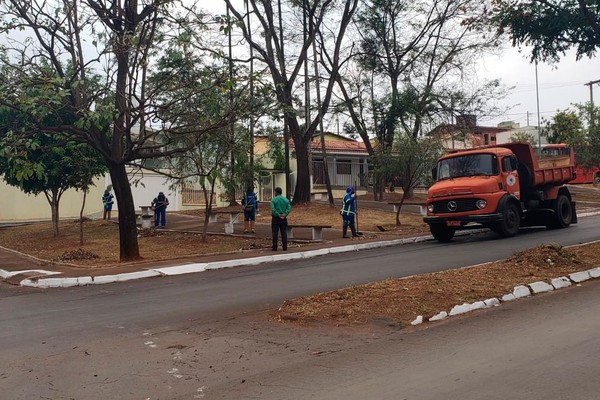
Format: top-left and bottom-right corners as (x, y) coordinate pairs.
(484, 134), (490, 145)
(336, 159), (352, 175)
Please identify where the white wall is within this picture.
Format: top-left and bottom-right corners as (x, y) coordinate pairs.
(0, 178), (105, 222)
(1, 169), (181, 222)
(105, 169), (180, 211)
(496, 126), (547, 145)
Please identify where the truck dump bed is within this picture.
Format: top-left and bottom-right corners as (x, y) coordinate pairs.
(497, 142), (576, 187)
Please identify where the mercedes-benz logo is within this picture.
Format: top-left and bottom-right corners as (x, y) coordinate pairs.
(447, 201), (457, 211)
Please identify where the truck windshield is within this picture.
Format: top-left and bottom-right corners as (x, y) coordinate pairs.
(436, 153), (498, 180)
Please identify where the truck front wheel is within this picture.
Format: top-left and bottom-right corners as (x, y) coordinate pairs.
(549, 195), (573, 229)
(495, 202), (520, 237)
(429, 224), (456, 242)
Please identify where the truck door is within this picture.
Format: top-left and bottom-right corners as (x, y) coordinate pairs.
(501, 155), (520, 199)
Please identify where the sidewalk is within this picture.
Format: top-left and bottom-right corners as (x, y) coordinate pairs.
(0, 212), (433, 288)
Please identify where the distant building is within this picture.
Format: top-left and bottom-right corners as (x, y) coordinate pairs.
(308, 132), (370, 192)
(495, 122), (546, 146)
(428, 115), (509, 149)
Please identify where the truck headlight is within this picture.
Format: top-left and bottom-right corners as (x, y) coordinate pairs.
(476, 199), (487, 209)
(427, 204), (434, 213)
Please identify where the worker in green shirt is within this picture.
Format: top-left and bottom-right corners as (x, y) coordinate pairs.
(270, 187), (291, 251)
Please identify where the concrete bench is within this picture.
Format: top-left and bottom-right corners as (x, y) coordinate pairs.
(388, 201), (427, 215)
(139, 205), (153, 216)
(286, 224), (331, 241)
(136, 213), (154, 228)
(207, 210), (241, 233)
(310, 191), (328, 201)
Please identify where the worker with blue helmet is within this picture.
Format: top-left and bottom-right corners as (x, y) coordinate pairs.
(340, 186), (358, 238)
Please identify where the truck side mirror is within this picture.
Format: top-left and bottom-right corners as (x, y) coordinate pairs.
(431, 167), (437, 180)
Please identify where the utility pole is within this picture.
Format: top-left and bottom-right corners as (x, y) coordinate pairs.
(535, 61), (541, 148)
(585, 79), (600, 128)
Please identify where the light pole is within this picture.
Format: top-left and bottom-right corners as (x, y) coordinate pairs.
(535, 61), (541, 148)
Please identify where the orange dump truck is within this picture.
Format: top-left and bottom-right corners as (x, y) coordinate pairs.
(423, 142), (577, 242)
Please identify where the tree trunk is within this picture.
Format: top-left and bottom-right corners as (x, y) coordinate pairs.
(395, 192), (407, 226)
(291, 131), (311, 204)
(50, 189), (60, 237)
(79, 189), (87, 246)
(109, 163), (141, 261)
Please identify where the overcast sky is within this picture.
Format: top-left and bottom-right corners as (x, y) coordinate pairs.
(478, 46), (599, 128)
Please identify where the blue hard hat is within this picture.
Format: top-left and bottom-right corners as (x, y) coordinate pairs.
(346, 186), (353, 193)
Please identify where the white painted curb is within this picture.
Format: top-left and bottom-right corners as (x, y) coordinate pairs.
(551, 277), (572, 289)
(528, 281), (554, 294)
(425, 265), (600, 327)
(589, 267), (600, 278)
(569, 271), (591, 283)
(154, 263), (209, 276)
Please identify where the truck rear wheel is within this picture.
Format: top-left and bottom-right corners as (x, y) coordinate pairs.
(495, 202), (520, 237)
(549, 195), (573, 229)
(594, 173), (600, 184)
(429, 224), (455, 242)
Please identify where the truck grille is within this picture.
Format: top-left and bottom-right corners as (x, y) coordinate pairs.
(430, 198), (479, 213)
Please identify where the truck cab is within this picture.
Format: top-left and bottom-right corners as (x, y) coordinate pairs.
(424, 142), (576, 242)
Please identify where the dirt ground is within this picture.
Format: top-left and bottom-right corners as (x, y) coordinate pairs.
(0, 203), (428, 266)
(274, 242), (600, 328)
(1, 184), (599, 330)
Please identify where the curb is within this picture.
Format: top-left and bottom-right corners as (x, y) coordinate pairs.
(411, 266), (600, 326)
(6, 211), (600, 288)
(9, 233), (441, 288)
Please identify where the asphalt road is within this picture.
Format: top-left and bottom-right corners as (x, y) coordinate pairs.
(1, 215), (599, 399)
(210, 280), (600, 400)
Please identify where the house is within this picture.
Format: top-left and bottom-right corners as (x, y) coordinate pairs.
(250, 132), (370, 200)
(308, 132), (370, 195)
(428, 115), (510, 149)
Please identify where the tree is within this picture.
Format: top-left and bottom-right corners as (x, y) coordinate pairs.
(575, 102), (600, 168)
(545, 110), (585, 144)
(166, 130), (236, 241)
(330, 0), (504, 200)
(224, 0), (359, 204)
(388, 134), (444, 225)
(543, 104), (600, 170)
(0, 129), (106, 237)
(0, 1), (243, 261)
(492, 0), (600, 62)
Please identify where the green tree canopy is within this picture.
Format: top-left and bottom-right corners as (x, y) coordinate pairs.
(0, 110), (106, 236)
(492, 0), (600, 62)
(545, 110), (585, 145)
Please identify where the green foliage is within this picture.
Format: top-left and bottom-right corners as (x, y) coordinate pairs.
(394, 133), (445, 189)
(0, 131), (106, 195)
(510, 131), (537, 146)
(544, 110), (585, 145)
(571, 103), (600, 168)
(0, 132), (45, 183)
(267, 131), (286, 171)
(492, 0), (600, 62)
(541, 103), (600, 168)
